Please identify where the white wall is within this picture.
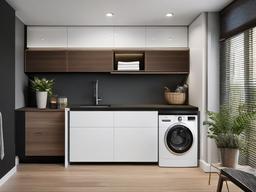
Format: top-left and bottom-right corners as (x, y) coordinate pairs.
(207, 12), (220, 164)
(188, 12), (220, 171)
(188, 13), (208, 164)
(15, 17), (27, 109)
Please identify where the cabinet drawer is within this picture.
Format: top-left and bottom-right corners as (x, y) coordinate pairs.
(70, 111), (114, 128)
(25, 112), (65, 156)
(114, 111), (158, 128)
(70, 128), (114, 162)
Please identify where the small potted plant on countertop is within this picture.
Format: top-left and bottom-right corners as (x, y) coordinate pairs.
(31, 77), (54, 109)
(203, 105), (256, 168)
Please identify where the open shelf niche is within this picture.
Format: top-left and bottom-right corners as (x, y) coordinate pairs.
(113, 51), (145, 72)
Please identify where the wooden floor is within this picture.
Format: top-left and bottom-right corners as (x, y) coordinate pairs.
(1, 164), (240, 192)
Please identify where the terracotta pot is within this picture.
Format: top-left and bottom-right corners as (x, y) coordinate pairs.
(220, 148), (239, 168)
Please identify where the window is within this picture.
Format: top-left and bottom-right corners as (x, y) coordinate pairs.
(221, 27), (256, 167)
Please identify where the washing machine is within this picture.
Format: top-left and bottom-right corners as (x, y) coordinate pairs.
(159, 114), (198, 167)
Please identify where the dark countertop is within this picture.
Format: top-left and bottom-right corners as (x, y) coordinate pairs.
(16, 107), (65, 112)
(69, 104), (198, 113)
(16, 105), (198, 114)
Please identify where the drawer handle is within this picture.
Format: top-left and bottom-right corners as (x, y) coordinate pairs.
(34, 132), (42, 135)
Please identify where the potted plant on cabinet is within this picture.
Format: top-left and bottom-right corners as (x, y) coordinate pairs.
(203, 105), (256, 168)
(31, 77), (54, 109)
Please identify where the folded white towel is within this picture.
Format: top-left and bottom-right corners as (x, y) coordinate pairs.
(118, 65), (140, 69)
(117, 68), (140, 71)
(118, 65), (140, 70)
(0, 112), (4, 160)
(118, 61), (140, 65)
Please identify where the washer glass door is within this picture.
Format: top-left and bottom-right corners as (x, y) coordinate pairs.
(165, 125), (193, 154)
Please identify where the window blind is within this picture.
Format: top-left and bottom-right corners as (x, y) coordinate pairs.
(220, 27), (256, 168)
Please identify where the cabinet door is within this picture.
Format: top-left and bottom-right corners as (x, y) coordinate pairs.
(145, 50), (189, 73)
(67, 51), (113, 72)
(114, 27), (146, 48)
(69, 128), (114, 162)
(25, 50), (68, 72)
(27, 27), (67, 48)
(68, 27), (114, 48)
(114, 128), (158, 162)
(25, 112), (65, 156)
(114, 111), (158, 162)
(146, 27), (188, 47)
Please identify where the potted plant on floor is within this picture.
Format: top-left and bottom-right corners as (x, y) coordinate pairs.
(203, 105), (256, 168)
(31, 77), (54, 109)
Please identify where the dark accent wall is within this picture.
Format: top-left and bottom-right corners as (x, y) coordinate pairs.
(220, 0), (256, 39)
(0, 0), (15, 179)
(28, 74), (187, 106)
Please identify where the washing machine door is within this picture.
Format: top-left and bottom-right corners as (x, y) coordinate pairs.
(165, 125), (193, 154)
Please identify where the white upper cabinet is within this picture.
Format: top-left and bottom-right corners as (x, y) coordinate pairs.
(68, 27), (114, 48)
(27, 26), (188, 48)
(114, 27), (146, 48)
(146, 27), (188, 48)
(27, 27), (68, 48)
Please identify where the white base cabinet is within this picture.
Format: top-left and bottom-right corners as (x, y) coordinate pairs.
(114, 111), (158, 162)
(70, 128), (114, 162)
(114, 128), (157, 162)
(69, 111), (158, 162)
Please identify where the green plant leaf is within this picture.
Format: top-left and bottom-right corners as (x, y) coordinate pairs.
(30, 77), (55, 96)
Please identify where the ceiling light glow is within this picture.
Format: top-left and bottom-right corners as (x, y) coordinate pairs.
(166, 13), (174, 17)
(106, 12), (114, 17)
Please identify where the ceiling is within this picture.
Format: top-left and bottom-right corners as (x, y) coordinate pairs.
(6, 0), (232, 26)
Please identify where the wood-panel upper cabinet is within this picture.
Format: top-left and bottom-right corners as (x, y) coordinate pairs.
(27, 27), (68, 48)
(25, 112), (65, 156)
(114, 27), (146, 48)
(145, 50), (189, 73)
(25, 50), (68, 72)
(67, 51), (113, 72)
(68, 27), (114, 48)
(146, 27), (188, 47)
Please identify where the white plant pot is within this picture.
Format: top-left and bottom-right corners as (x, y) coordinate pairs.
(36, 91), (48, 109)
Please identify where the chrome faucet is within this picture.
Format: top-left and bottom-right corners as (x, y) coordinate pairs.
(94, 80), (102, 105)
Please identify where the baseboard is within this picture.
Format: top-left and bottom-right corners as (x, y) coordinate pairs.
(0, 166), (17, 186)
(15, 156), (19, 166)
(199, 160), (219, 173)
(199, 159), (211, 172)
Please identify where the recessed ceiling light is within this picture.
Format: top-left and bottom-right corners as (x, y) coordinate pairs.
(106, 12), (114, 17)
(166, 13), (174, 17)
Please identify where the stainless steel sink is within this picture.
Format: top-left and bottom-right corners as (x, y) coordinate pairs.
(78, 105), (110, 108)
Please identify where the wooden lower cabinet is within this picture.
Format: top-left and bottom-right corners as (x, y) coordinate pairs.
(25, 111), (65, 156)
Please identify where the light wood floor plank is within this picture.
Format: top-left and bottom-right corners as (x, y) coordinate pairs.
(1, 164), (240, 192)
